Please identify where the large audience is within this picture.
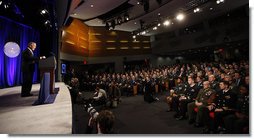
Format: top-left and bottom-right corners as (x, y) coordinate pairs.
(66, 59), (249, 134)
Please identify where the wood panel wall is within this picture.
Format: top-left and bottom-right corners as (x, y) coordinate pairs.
(61, 19), (151, 57)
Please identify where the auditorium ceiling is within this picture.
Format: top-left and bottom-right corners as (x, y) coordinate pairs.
(70, 0), (248, 36)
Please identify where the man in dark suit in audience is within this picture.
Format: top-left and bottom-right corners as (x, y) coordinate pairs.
(21, 42), (45, 97)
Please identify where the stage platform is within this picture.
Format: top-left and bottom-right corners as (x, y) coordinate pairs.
(0, 82), (72, 134)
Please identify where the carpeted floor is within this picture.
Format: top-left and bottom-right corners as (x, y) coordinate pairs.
(72, 92), (203, 134)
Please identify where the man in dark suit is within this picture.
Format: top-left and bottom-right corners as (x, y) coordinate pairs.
(21, 42), (45, 97)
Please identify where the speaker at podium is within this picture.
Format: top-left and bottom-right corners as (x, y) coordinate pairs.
(39, 55), (57, 94)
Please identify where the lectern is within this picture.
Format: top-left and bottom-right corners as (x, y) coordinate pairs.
(39, 56), (56, 94)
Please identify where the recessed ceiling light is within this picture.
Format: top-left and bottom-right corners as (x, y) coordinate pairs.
(163, 20), (170, 26)
(134, 22), (137, 24)
(210, 7), (213, 10)
(176, 13), (185, 21)
(194, 8), (200, 13)
(158, 13), (161, 16)
(90, 4), (94, 8)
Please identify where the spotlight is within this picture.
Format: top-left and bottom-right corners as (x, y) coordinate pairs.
(157, 23), (161, 26)
(141, 31), (146, 35)
(133, 35), (136, 39)
(176, 13), (185, 21)
(216, 0), (224, 4)
(40, 9), (48, 15)
(44, 20), (50, 25)
(4, 4), (9, 9)
(194, 8), (200, 13)
(163, 20), (170, 26)
(124, 13), (129, 21)
(153, 27), (157, 30)
(0, 1), (2, 5)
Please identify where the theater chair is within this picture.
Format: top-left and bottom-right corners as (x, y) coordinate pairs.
(194, 107), (215, 119)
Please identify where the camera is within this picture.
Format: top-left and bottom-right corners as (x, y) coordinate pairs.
(84, 102), (99, 120)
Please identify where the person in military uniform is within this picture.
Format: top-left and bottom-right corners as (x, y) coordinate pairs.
(176, 76), (199, 120)
(202, 81), (237, 133)
(196, 76), (203, 92)
(208, 75), (220, 92)
(187, 81), (216, 127)
(166, 77), (186, 113)
(223, 85), (249, 134)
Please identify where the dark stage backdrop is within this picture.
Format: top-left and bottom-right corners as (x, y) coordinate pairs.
(0, 16), (40, 88)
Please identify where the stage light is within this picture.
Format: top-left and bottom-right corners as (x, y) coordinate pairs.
(163, 20), (170, 26)
(44, 20), (50, 25)
(141, 31), (146, 35)
(40, 9), (48, 15)
(4, 4), (9, 9)
(124, 13), (129, 21)
(216, 0), (224, 4)
(194, 8), (200, 13)
(176, 13), (185, 21)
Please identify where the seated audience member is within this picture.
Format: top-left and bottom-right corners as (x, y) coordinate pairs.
(208, 75), (220, 92)
(86, 110), (116, 134)
(176, 77), (199, 120)
(202, 81), (237, 133)
(196, 76), (203, 92)
(166, 77), (186, 112)
(187, 81), (216, 127)
(223, 85), (249, 134)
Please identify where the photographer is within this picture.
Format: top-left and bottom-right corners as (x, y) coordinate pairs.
(92, 86), (107, 106)
(86, 110), (116, 134)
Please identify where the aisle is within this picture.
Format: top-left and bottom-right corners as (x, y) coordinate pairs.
(73, 93), (202, 134)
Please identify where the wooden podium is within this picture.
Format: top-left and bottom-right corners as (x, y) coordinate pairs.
(39, 56), (56, 94)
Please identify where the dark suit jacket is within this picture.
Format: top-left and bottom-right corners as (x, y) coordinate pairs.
(22, 48), (39, 73)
